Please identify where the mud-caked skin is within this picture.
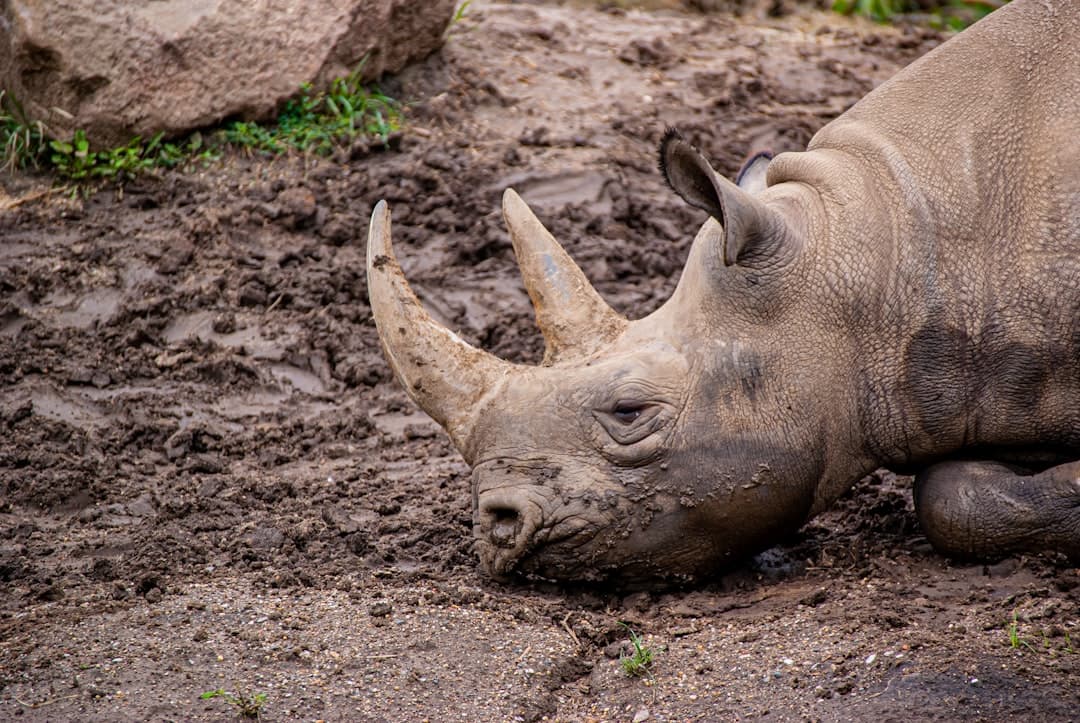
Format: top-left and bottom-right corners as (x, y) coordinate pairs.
(367, 0), (1080, 585)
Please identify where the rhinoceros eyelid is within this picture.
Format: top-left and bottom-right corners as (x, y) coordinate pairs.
(612, 401), (646, 424)
(593, 402), (668, 449)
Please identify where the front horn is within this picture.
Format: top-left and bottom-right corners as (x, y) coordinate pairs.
(366, 201), (515, 452)
(502, 189), (626, 363)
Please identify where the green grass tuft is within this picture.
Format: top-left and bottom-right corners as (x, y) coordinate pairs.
(1006, 611), (1077, 656)
(223, 65), (401, 156)
(619, 623), (658, 678)
(831, 0), (905, 23)
(0, 91), (48, 173)
(832, 0), (1004, 29)
(200, 688), (268, 719)
(45, 130), (219, 192)
(1006, 611), (1036, 653)
(1, 61), (400, 191)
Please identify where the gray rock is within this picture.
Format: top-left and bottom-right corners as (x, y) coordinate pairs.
(0, 0), (456, 146)
(126, 493), (156, 518)
(369, 601), (392, 617)
(245, 525), (285, 551)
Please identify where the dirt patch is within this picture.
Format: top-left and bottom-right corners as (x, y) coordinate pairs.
(1, 2), (1077, 721)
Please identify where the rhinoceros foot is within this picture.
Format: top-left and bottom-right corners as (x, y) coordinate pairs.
(914, 459), (1080, 562)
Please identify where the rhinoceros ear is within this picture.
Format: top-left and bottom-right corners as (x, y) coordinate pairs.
(659, 130), (791, 269)
(735, 150), (772, 196)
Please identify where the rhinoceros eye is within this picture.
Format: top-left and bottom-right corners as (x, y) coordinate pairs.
(612, 402), (644, 424)
(594, 399), (669, 453)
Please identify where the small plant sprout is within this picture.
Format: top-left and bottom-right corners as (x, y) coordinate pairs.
(452, 1), (473, 25)
(1006, 611), (1023, 649)
(1005, 612), (1079, 656)
(444, 2), (472, 41)
(1006, 611), (1036, 653)
(619, 623), (658, 678)
(200, 688), (268, 720)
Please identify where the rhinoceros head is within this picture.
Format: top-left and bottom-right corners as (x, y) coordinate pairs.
(367, 132), (846, 585)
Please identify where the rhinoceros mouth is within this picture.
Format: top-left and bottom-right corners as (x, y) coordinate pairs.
(476, 503), (607, 581)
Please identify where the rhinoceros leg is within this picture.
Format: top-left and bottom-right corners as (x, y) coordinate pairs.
(913, 460), (1080, 561)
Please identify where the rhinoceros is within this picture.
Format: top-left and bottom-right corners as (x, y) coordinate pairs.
(366, 0), (1080, 585)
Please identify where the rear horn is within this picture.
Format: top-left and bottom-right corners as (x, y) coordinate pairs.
(502, 189), (626, 363)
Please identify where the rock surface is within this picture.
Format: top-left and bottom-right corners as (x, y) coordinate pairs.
(0, 0), (456, 146)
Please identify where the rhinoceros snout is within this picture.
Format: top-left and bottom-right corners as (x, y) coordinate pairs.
(475, 491), (544, 577)
(483, 504), (522, 548)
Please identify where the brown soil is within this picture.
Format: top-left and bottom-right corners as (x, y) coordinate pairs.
(2, 2), (1077, 721)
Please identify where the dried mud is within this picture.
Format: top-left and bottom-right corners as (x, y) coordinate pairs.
(1, 2), (1077, 721)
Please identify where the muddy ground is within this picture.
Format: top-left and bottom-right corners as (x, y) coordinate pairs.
(1, 1), (1077, 721)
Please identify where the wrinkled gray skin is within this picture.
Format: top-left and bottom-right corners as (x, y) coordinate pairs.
(367, 0), (1080, 586)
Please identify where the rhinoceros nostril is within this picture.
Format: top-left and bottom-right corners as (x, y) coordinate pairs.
(487, 506), (521, 548)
